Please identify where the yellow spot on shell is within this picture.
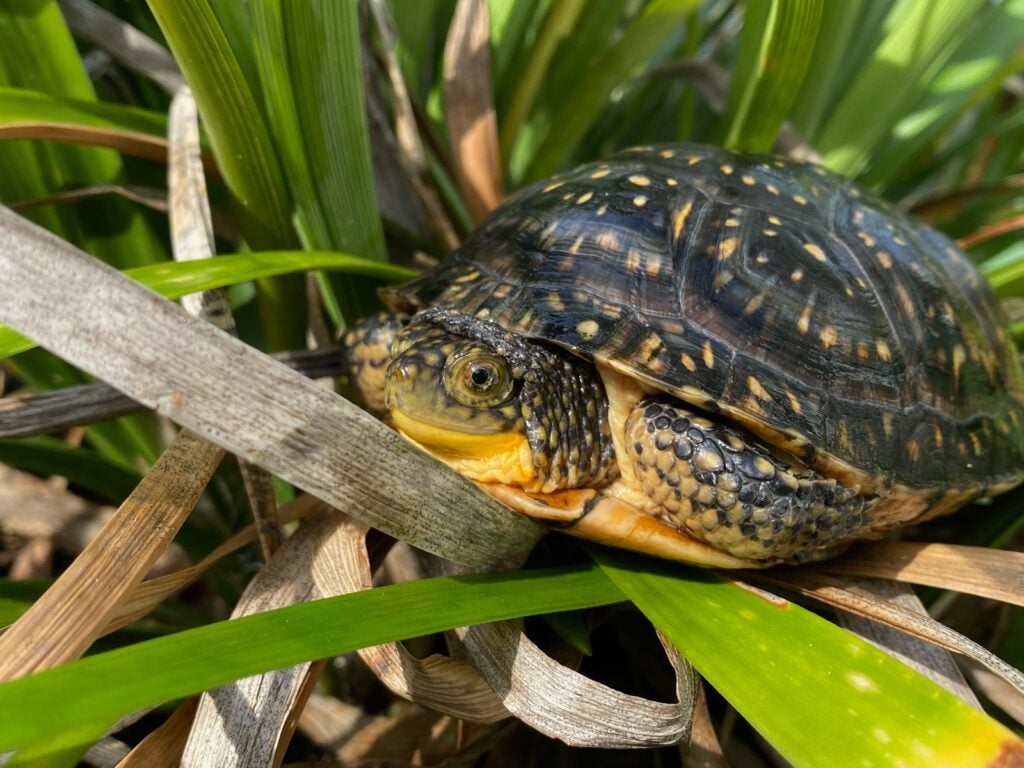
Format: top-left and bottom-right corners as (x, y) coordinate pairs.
(672, 200), (694, 241)
(857, 231), (876, 248)
(793, 194), (808, 205)
(820, 325), (838, 348)
(719, 237), (738, 260)
(743, 293), (765, 315)
(633, 195), (648, 207)
(804, 243), (827, 262)
(882, 412), (894, 437)
(895, 283), (915, 318)
(596, 231), (619, 250)
(569, 235), (584, 254)
(933, 423), (944, 448)
(576, 320), (599, 339)
(543, 181), (565, 193)
(576, 191), (594, 205)
(875, 251), (892, 269)
(680, 353), (697, 372)
(666, 178), (678, 186)
(748, 376), (773, 401)
(763, 229), (777, 237)
(725, 218), (740, 226)
(590, 169), (611, 179)
(767, 184), (780, 196)
(702, 340), (715, 368)
(742, 175), (756, 185)
(659, 149), (675, 158)
(596, 203), (608, 216)
(856, 341), (870, 360)
(768, 216), (782, 225)
(786, 389), (802, 414)
(720, 164), (734, 175)
(686, 155), (700, 165)
(797, 304), (812, 335)
(790, 268), (804, 283)
(970, 431), (983, 456)
(952, 344), (966, 383)
(906, 438), (920, 461)
(628, 174), (651, 187)
(876, 338), (892, 362)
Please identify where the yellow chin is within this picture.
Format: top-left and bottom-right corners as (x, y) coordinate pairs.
(391, 409), (537, 486)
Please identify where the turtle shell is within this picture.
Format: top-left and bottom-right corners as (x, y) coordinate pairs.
(392, 144), (1024, 493)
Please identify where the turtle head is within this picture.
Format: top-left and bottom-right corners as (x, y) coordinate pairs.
(383, 308), (616, 492)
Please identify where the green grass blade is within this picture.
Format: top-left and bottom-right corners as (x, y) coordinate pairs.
(0, 564), (625, 754)
(251, 1), (388, 322)
(863, 1), (1024, 187)
(522, 0), (700, 181)
(144, 0), (293, 250)
(788, 0), (886, 141)
(0, 251), (414, 359)
(721, 0), (822, 152)
(145, 0), (304, 349)
(592, 548), (1024, 768)
(0, 87), (168, 137)
(981, 241), (1024, 297)
(816, 0), (989, 177)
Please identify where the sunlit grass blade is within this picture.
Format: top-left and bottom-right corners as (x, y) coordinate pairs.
(863, 2), (1024, 187)
(522, 0), (700, 181)
(591, 548), (1024, 768)
(720, 0), (822, 152)
(251, 1), (388, 323)
(146, 0), (304, 349)
(0, 251), (414, 359)
(816, 0), (989, 178)
(0, 564), (625, 755)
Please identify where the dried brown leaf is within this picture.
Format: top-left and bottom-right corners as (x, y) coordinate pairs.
(116, 699), (198, 768)
(818, 542), (1024, 608)
(310, 515), (509, 724)
(443, 0), (503, 222)
(0, 430), (222, 679)
(183, 512), (346, 766)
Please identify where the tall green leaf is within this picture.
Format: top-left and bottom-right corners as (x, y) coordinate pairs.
(816, 0), (989, 177)
(721, 0), (823, 152)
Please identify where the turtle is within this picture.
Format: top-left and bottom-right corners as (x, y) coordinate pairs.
(345, 143), (1024, 568)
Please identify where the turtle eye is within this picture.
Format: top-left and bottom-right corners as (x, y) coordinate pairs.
(445, 351), (514, 407)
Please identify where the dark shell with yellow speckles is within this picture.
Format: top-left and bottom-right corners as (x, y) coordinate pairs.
(391, 144), (1024, 494)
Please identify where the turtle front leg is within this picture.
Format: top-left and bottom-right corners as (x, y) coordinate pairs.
(343, 313), (409, 416)
(625, 398), (872, 563)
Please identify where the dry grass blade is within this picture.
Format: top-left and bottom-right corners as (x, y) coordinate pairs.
(834, 578), (979, 707)
(102, 495), (324, 636)
(681, 681), (728, 768)
(0, 347), (343, 438)
(58, 0), (184, 93)
(454, 618), (693, 748)
(818, 542), (1024, 608)
(168, 87), (281, 558)
(183, 512), (346, 766)
(311, 514), (509, 723)
(0, 430), (223, 679)
(367, 0), (460, 250)
(957, 213), (1024, 250)
(116, 699), (198, 768)
(0, 123), (218, 175)
(9, 183), (170, 213)
(0, 207), (542, 568)
(964, 664), (1024, 727)
(754, 570), (1024, 699)
(443, 0), (504, 223)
